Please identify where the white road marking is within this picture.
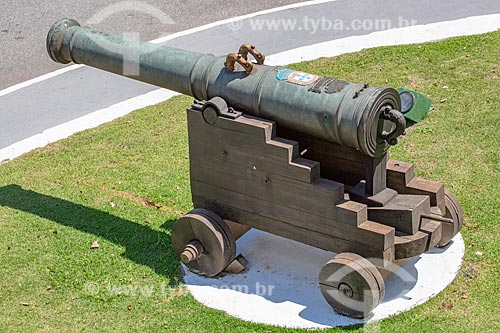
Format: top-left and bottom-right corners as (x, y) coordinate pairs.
(148, 0), (338, 45)
(0, 65), (83, 98)
(1, 13), (500, 163)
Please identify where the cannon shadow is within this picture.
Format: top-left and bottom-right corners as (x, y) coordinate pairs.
(0, 184), (179, 284)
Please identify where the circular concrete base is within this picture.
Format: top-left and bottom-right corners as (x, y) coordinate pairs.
(183, 229), (464, 329)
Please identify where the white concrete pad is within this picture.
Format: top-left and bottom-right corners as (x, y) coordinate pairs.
(183, 229), (464, 329)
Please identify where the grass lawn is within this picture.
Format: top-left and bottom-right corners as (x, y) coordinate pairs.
(0, 31), (499, 332)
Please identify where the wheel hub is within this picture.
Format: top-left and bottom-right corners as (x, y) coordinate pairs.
(338, 283), (354, 298)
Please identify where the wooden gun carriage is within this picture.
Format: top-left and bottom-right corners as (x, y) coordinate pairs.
(46, 19), (464, 318)
(173, 98), (463, 318)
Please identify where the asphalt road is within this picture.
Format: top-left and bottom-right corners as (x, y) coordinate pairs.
(0, 0), (301, 90)
(1, 0), (500, 154)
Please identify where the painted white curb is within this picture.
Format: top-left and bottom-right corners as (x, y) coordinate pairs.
(1, 90), (178, 163)
(266, 14), (500, 65)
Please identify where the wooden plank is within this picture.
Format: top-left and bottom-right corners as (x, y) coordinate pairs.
(365, 154), (388, 196)
(277, 126), (367, 162)
(191, 180), (394, 250)
(277, 126), (369, 187)
(189, 113), (294, 161)
(387, 159), (445, 214)
(188, 111), (320, 183)
(386, 160), (415, 189)
(359, 221), (395, 247)
(309, 150), (366, 186)
(188, 133), (320, 183)
(267, 137), (300, 160)
(420, 218), (442, 250)
(292, 158), (321, 178)
(405, 178), (445, 215)
(223, 114), (276, 141)
(190, 147), (367, 227)
(368, 194), (430, 234)
(207, 111), (276, 142)
(190, 154), (346, 214)
(394, 232), (428, 260)
(193, 193), (394, 266)
(336, 200), (368, 226)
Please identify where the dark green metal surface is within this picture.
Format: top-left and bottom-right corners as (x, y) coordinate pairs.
(47, 19), (405, 158)
(397, 88), (433, 127)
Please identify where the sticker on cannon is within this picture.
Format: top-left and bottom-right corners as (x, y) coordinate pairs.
(286, 71), (319, 86)
(276, 68), (294, 81)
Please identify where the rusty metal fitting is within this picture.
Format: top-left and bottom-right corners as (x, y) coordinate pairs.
(238, 43), (265, 65)
(224, 52), (254, 74)
(180, 240), (204, 264)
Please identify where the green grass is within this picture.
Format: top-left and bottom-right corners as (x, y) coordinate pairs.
(1, 31), (499, 332)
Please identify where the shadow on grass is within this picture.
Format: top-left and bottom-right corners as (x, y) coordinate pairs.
(0, 184), (180, 285)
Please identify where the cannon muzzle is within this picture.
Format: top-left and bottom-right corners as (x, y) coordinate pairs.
(47, 18), (81, 64)
(46, 19), (405, 157)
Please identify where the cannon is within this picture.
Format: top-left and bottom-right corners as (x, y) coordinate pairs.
(46, 19), (463, 318)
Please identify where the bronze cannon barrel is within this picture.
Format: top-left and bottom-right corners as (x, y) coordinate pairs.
(46, 18), (404, 157)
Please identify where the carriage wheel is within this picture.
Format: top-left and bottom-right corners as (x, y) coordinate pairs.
(437, 189), (464, 247)
(319, 253), (385, 318)
(172, 209), (236, 277)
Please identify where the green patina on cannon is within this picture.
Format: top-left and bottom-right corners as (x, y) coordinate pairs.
(46, 19), (463, 318)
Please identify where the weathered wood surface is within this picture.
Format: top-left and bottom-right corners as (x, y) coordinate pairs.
(386, 160), (414, 188)
(277, 126), (369, 187)
(172, 209), (236, 277)
(420, 219), (443, 250)
(186, 108), (454, 265)
(188, 110), (369, 226)
(394, 231), (429, 259)
(393, 218), (442, 260)
(194, 193), (395, 264)
(187, 108), (395, 263)
(318, 253), (384, 318)
(189, 153), (372, 227)
(387, 159), (445, 214)
(192, 181), (394, 259)
(368, 194), (431, 235)
(188, 111), (320, 183)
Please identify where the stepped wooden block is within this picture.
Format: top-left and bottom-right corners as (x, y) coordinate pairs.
(386, 160), (415, 188)
(393, 216), (443, 260)
(420, 218), (443, 250)
(394, 231), (428, 259)
(368, 194), (431, 234)
(187, 108), (395, 264)
(387, 159), (446, 214)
